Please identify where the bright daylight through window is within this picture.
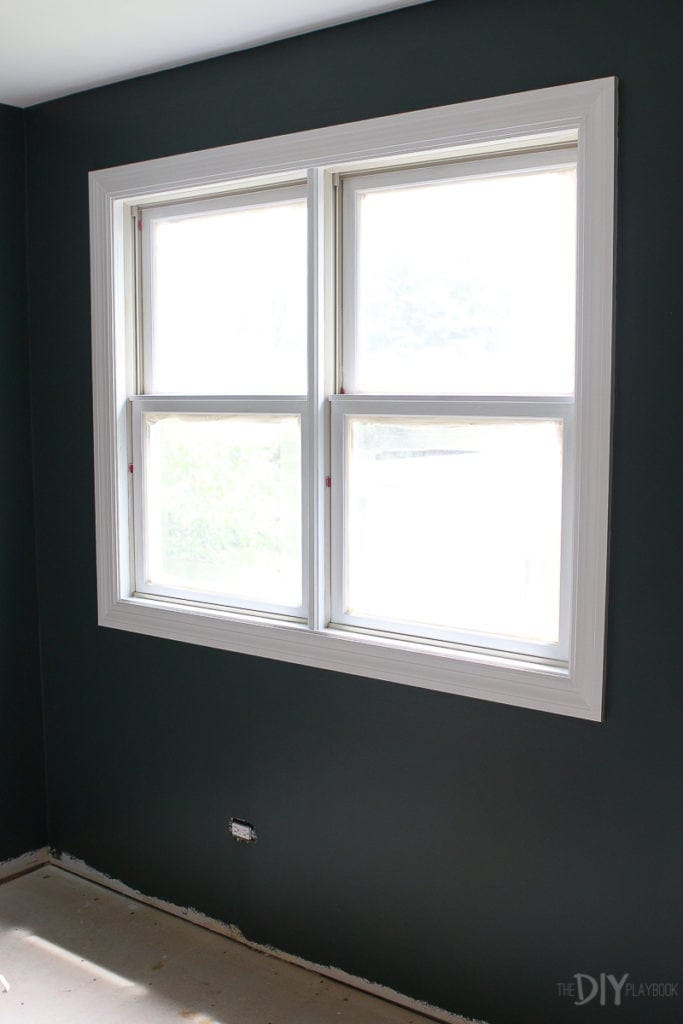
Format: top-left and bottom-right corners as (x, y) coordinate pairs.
(90, 78), (615, 719)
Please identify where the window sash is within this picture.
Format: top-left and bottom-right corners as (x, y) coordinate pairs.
(330, 395), (574, 662)
(139, 183), (308, 397)
(340, 146), (578, 396)
(130, 395), (309, 619)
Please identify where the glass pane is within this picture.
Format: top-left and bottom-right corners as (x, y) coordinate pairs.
(345, 417), (563, 645)
(353, 167), (576, 395)
(148, 199), (307, 394)
(144, 414), (302, 609)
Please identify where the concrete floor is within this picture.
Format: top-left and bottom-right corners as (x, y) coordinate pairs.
(0, 866), (435, 1024)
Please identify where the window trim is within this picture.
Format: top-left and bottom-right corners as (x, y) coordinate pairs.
(90, 77), (616, 720)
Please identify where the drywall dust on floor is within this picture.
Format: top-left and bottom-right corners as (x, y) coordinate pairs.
(0, 866), (435, 1024)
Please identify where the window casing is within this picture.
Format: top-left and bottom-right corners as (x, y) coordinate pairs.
(90, 78), (616, 720)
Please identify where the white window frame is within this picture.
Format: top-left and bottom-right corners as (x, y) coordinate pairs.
(90, 77), (616, 720)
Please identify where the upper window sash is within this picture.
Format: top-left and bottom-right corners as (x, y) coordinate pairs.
(139, 183), (309, 397)
(340, 147), (578, 397)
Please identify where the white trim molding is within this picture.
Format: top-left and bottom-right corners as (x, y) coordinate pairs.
(90, 77), (616, 721)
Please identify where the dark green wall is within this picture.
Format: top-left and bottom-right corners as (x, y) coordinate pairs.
(23, 2), (682, 1022)
(0, 104), (46, 862)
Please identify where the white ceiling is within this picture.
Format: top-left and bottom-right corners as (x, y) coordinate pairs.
(0, 0), (427, 108)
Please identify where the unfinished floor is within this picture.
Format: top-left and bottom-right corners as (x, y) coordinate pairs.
(0, 866), (437, 1024)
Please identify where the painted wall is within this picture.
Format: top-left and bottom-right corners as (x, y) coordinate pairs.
(23, 2), (682, 1022)
(0, 104), (46, 863)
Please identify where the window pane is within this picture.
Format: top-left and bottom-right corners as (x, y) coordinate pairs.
(148, 199), (307, 394)
(144, 414), (302, 610)
(345, 417), (563, 645)
(353, 168), (576, 395)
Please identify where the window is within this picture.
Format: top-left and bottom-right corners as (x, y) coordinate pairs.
(333, 149), (576, 664)
(134, 187), (309, 617)
(90, 77), (616, 719)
